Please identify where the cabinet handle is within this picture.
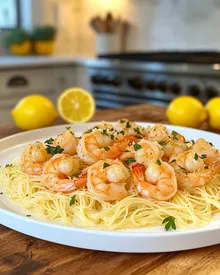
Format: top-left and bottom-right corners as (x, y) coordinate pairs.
(7, 76), (29, 87)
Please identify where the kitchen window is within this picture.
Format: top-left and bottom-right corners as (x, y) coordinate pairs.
(0, 0), (21, 29)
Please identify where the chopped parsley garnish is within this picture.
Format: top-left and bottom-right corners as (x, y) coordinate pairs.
(104, 146), (110, 151)
(134, 127), (141, 134)
(70, 195), (77, 206)
(200, 154), (207, 159)
(46, 145), (64, 155)
(162, 216), (176, 231)
(110, 134), (114, 140)
(85, 129), (93, 134)
(45, 138), (54, 145)
(103, 162), (110, 169)
(5, 164), (12, 168)
(120, 119), (126, 123)
(0, 192), (3, 195)
(179, 166), (187, 173)
(66, 126), (71, 130)
(171, 131), (179, 140)
(26, 215), (32, 217)
(72, 173), (79, 178)
(124, 150), (130, 153)
(156, 159), (161, 166)
(125, 158), (136, 164)
(134, 135), (142, 139)
(120, 130), (125, 135)
(101, 129), (108, 136)
(159, 140), (168, 146)
(191, 139), (195, 145)
(209, 142), (213, 147)
(194, 153), (199, 161)
(126, 121), (131, 128)
(133, 143), (142, 151)
(170, 159), (176, 163)
(94, 126), (99, 129)
(204, 165), (209, 169)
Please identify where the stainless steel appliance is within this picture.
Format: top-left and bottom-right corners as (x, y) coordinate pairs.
(87, 52), (220, 109)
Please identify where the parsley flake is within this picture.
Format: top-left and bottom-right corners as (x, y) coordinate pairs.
(159, 140), (168, 146)
(172, 131), (179, 140)
(0, 192), (3, 195)
(194, 153), (199, 161)
(45, 138), (54, 145)
(134, 127), (141, 134)
(120, 130), (125, 135)
(170, 159), (176, 163)
(85, 129), (93, 134)
(72, 173), (79, 178)
(162, 216), (176, 231)
(133, 143), (142, 151)
(66, 126), (71, 130)
(104, 146), (110, 151)
(204, 165), (209, 169)
(70, 195), (77, 206)
(120, 119), (126, 123)
(46, 145), (64, 155)
(156, 159), (161, 166)
(103, 162), (110, 169)
(200, 154), (207, 159)
(5, 164), (12, 168)
(124, 150), (130, 153)
(101, 129), (108, 136)
(125, 158), (136, 164)
(191, 140), (195, 145)
(134, 135), (142, 139)
(126, 121), (131, 128)
(110, 134), (114, 140)
(26, 215), (32, 217)
(209, 142), (214, 147)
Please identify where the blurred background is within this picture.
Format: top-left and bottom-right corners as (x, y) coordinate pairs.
(1, 0), (220, 127)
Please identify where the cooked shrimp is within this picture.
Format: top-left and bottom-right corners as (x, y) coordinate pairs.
(53, 128), (77, 155)
(114, 119), (145, 136)
(162, 139), (188, 160)
(119, 140), (164, 167)
(87, 159), (130, 201)
(146, 124), (170, 143)
(169, 150), (216, 189)
(132, 160), (177, 201)
(21, 142), (50, 175)
(43, 154), (86, 193)
(192, 138), (219, 165)
(83, 121), (114, 134)
(77, 128), (130, 164)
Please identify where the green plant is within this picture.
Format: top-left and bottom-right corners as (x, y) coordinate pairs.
(31, 26), (57, 41)
(2, 29), (31, 48)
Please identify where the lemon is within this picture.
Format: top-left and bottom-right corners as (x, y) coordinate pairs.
(57, 87), (95, 123)
(166, 96), (207, 128)
(12, 95), (58, 130)
(206, 97), (220, 129)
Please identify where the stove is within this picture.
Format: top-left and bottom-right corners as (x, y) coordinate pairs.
(87, 52), (220, 109)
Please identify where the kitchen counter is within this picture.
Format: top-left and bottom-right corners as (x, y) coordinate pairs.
(0, 103), (220, 275)
(0, 55), (95, 69)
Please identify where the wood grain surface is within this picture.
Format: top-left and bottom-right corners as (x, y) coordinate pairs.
(1, 104), (220, 275)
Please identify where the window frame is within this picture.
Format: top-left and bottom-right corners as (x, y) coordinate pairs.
(0, 0), (21, 30)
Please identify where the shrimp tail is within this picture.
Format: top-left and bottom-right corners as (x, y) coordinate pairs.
(132, 163), (145, 185)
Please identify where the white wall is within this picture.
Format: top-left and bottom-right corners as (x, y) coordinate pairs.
(1, 0), (220, 56)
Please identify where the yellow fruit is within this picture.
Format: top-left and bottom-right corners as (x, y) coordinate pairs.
(11, 95), (58, 130)
(206, 97), (220, 129)
(57, 87), (95, 123)
(166, 96), (207, 128)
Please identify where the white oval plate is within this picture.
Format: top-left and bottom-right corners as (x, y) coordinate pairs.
(0, 122), (220, 253)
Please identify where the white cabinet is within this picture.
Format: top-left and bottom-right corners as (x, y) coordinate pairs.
(0, 64), (90, 125)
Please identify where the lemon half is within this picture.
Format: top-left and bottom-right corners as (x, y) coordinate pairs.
(57, 88), (95, 123)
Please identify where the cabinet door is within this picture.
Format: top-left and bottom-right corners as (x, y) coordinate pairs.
(53, 66), (77, 95)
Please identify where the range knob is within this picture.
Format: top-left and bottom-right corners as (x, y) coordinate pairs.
(91, 75), (103, 84)
(128, 76), (144, 90)
(205, 86), (218, 99)
(188, 84), (201, 97)
(146, 79), (157, 90)
(112, 76), (122, 87)
(158, 81), (169, 92)
(171, 83), (181, 94)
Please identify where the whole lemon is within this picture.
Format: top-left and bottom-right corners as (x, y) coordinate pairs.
(11, 95), (58, 130)
(206, 97), (220, 129)
(166, 96), (207, 128)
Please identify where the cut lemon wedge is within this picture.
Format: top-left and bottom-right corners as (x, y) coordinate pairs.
(57, 88), (95, 123)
